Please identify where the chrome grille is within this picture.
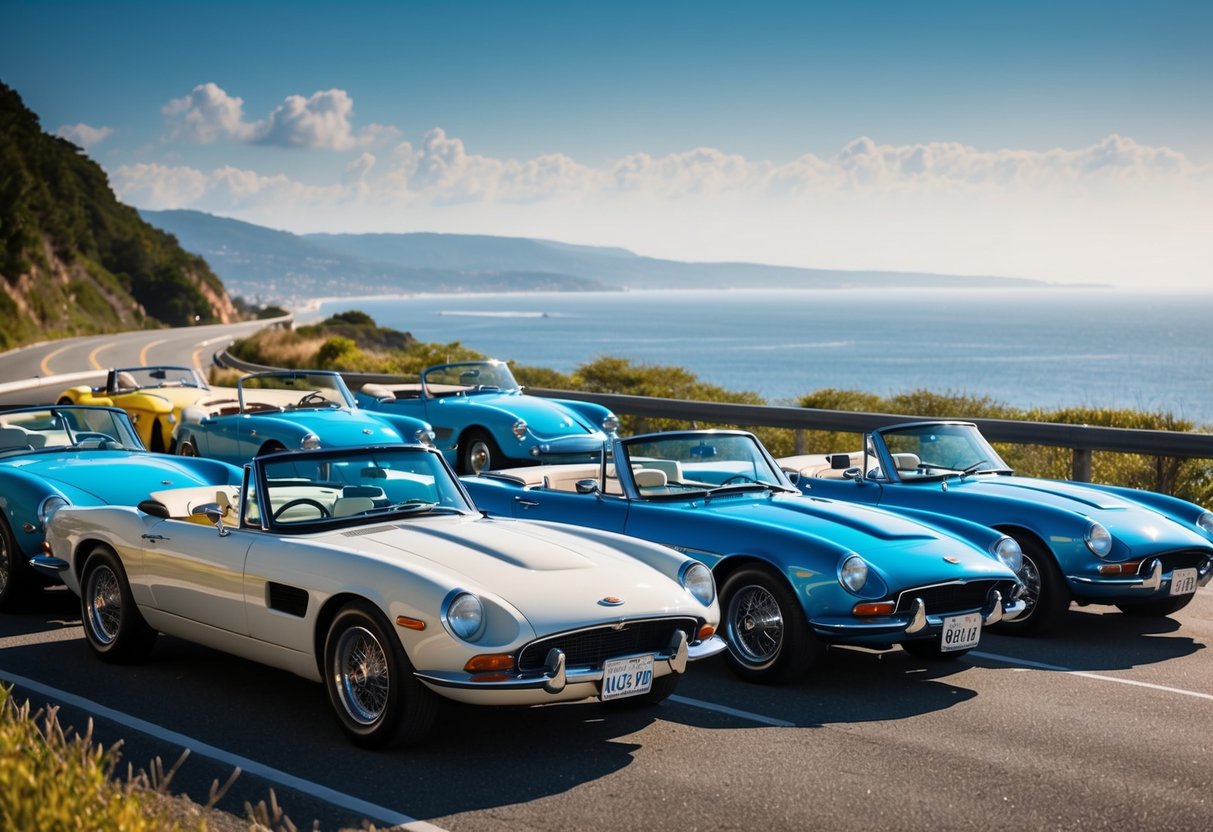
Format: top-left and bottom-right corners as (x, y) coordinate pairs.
(894, 579), (1015, 615)
(516, 617), (699, 672)
(1142, 549), (1211, 574)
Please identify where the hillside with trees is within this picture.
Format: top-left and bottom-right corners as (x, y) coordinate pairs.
(0, 81), (238, 350)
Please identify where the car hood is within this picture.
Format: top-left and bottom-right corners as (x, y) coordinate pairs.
(321, 516), (702, 629)
(451, 395), (601, 435)
(941, 475), (1212, 553)
(707, 494), (1016, 587)
(9, 452), (232, 504)
(271, 409), (407, 445)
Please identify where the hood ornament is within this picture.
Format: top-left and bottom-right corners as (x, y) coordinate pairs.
(599, 596), (625, 607)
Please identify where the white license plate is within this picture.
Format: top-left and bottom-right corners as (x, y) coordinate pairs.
(600, 654), (655, 701)
(941, 612), (982, 652)
(1170, 568), (1198, 596)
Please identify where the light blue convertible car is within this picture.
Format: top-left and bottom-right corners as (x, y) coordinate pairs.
(779, 421), (1213, 634)
(356, 360), (618, 473)
(0, 405), (240, 609)
(174, 370), (434, 466)
(464, 429), (1027, 683)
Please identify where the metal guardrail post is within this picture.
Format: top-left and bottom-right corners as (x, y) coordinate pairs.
(1072, 448), (1093, 482)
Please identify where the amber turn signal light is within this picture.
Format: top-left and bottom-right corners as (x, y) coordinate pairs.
(852, 601), (897, 616)
(465, 653), (515, 673)
(395, 615), (427, 631)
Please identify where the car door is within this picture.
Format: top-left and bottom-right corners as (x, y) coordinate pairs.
(505, 485), (631, 534)
(134, 516), (254, 634)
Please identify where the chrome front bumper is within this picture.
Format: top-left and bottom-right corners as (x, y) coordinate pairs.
(812, 589), (1026, 637)
(416, 631), (727, 693)
(1068, 557), (1213, 590)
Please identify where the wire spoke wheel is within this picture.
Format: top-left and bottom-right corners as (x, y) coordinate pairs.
(333, 625), (391, 725)
(727, 583), (785, 665)
(85, 564), (123, 646)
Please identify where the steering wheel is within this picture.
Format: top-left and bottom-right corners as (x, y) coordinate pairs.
(272, 498), (331, 521)
(298, 391), (330, 406)
(720, 474), (759, 485)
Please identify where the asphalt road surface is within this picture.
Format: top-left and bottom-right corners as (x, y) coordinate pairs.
(2, 324), (1211, 830)
(2, 586), (1210, 831)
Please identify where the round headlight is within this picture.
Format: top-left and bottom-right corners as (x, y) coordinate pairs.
(1196, 511), (1213, 535)
(300, 433), (320, 450)
(680, 561), (715, 606)
(602, 414), (620, 434)
(839, 555), (868, 593)
(1085, 522), (1113, 558)
(415, 428), (436, 446)
(38, 495), (70, 527)
(445, 592), (484, 641)
(511, 420), (528, 441)
(993, 536), (1023, 573)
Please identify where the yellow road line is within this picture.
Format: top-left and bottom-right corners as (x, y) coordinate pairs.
(87, 343), (108, 370)
(139, 338), (166, 366)
(39, 343), (74, 375)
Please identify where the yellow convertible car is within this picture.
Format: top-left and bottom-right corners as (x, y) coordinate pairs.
(58, 365), (233, 453)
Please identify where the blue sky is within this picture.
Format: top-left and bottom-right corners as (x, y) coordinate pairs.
(3, 1), (1211, 288)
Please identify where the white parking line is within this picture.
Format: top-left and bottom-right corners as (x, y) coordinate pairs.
(669, 694), (796, 727)
(970, 651), (1213, 702)
(0, 670), (448, 831)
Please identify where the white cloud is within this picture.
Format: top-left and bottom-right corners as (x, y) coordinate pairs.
(162, 83), (255, 143)
(54, 123), (113, 149)
(161, 84), (398, 150)
(255, 89), (398, 150)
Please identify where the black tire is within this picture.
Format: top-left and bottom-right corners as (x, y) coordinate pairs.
(901, 638), (970, 661)
(150, 421), (165, 453)
(993, 536), (1068, 636)
(80, 546), (158, 662)
(1116, 594), (1194, 618)
(459, 428), (502, 474)
(323, 601), (438, 748)
(257, 441), (287, 457)
(57, 396), (73, 405)
(720, 565), (820, 684)
(0, 515), (32, 611)
(604, 670), (680, 709)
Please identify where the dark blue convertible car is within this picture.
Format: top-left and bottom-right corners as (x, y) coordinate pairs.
(465, 429), (1027, 683)
(779, 420), (1213, 634)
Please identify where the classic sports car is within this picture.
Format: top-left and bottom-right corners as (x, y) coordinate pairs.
(463, 430), (1027, 684)
(57, 365), (234, 453)
(0, 405), (240, 609)
(356, 360), (619, 474)
(38, 444), (724, 748)
(174, 370), (434, 465)
(778, 421), (1213, 634)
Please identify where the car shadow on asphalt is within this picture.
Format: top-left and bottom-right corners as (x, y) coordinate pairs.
(975, 604), (1205, 672)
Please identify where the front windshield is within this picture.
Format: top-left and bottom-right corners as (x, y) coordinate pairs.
(239, 371), (354, 411)
(111, 366), (206, 393)
(255, 446), (473, 529)
(878, 423), (1010, 477)
(620, 433), (790, 496)
(423, 361), (520, 395)
(0, 407), (142, 455)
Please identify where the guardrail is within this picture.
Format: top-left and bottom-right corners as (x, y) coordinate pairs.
(214, 349), (1213, 482)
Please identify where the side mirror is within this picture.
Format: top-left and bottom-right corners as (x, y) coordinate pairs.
(138, 499), (170, 519)
(781, 468), (801, 486)
(575, 479), (600, 495)
(843, 467), (863, 481)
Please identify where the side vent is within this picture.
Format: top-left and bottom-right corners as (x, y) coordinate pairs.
(267, 582), (309, 618)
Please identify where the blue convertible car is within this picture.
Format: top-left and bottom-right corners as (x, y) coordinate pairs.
(464, 429), (1027, 683)
(174, 370), (434, 466)
(779, 421), (1213, 634)
(0, 405), (240, 609)
(356, 360), (618, 473)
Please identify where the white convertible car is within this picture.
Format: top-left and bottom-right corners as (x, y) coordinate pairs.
(40, 444), (725, 748)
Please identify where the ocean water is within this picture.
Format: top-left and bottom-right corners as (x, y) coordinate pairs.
(299, 288), (1213, 427)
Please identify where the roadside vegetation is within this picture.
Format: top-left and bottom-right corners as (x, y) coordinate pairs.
(226, 312), (1213, 505)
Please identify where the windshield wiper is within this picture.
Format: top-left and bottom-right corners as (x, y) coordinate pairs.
(705, 482), (794, 499)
